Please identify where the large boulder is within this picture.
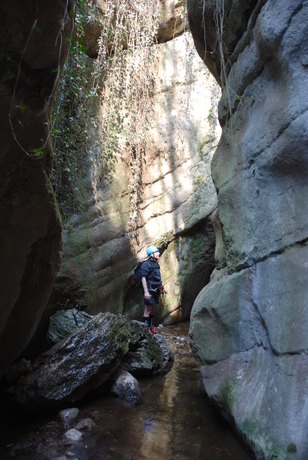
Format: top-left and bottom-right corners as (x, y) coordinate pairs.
(0, 0), (75, 379)
(11, 313), (129, 409)
(188, 0), (308, 458)
(7, 313), (173, 409)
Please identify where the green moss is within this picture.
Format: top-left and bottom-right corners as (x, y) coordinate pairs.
(113, 296), (124, 314)
(193, 171), (207, 187)
(47, 178), (62, 225)
(287, 444), (297, 454)
(240, 418), (286, 460)
(221, 381), (235, 411)
(153, 230), (174, 250)
(66, 231), (89, 256)
(84, 279), (97, 306)
(75, 176), (88, 214)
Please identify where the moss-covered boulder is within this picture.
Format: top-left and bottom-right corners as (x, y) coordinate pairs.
(8, 313), (173, 409)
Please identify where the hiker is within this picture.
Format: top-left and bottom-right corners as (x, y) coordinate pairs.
(141, 246), (167, 334)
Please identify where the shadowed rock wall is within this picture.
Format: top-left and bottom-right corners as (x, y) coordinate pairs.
(0, 1), (75, 379)
(188, 0), (308, 459)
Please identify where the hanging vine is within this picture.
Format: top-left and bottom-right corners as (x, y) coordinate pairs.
(51, 0), (160, 226)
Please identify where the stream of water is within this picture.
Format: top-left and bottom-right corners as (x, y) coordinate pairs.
(0, 322), (253, 460)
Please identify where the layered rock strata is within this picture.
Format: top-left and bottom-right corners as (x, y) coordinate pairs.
(46, 32), (221, 331)
(188, 0), (308, 459)
(0, 1), (75, 379)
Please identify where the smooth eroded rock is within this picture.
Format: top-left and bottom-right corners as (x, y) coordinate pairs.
(188, 0), (308, 458)
(58, 408), (80, 426)
(110, 369), (141, 399)
(0, 0), (75, 380)
(64, 428), (82, 442)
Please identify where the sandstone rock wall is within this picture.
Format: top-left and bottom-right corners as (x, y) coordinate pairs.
(47, 32), (221, 331)
(83, 0), (188, 57)
(188, 0), (308, 459)
(0, 1), (75, 379)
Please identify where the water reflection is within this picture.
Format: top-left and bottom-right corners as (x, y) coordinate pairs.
(73, 323), (253, 460)
(0, 322), (253, 460)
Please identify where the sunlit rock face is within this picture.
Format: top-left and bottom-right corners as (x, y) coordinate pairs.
(47, 32), (221, 330)
(84, 0), (188, 57)
(0, 1), (75, 379)
(188, 0), (308, 458)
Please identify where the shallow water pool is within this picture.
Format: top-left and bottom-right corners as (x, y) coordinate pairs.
(0, 322), (253, 460)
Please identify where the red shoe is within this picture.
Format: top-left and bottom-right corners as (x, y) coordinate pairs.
(149, 325), (158, 335)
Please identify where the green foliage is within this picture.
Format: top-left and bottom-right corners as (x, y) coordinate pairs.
(51, 1), (92, 221)
(153, 231), (175, 251)
(14, 103), (27, 114)
(31, 147), (45, 158)
(93, 0), (159, 235)
(51, 0), (159, 225)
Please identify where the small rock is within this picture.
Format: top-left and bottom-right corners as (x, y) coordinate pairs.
(52, 456), (67, 460)
(111, 369), (141, 399)
(58, 408), (80, 426)
(74, 418), (96, 431)
(64, 428), (83, 442)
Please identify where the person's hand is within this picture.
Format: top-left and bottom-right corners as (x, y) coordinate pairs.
(144, 293), (152, 299)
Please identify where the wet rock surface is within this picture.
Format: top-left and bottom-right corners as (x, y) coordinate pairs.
(5, 314), (173, 410)
(47, 309), (93, 345)
(110, 369), (141, 400)
(0, 323), (253, 460)
(120, 320), (174, 377)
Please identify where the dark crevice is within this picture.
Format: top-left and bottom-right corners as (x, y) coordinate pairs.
(228, 0), (268, 68)
(251, 301), (279, 357)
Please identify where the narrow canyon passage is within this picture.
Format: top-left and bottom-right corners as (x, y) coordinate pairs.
(0, 323), (253, 460)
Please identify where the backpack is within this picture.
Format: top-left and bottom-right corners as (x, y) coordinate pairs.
(133, 261), (144, 287)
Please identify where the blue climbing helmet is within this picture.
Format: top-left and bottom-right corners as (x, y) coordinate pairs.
(147, 246), (159, 257)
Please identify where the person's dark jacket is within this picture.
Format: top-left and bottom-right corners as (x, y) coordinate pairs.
(140, 258), (161, 289)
